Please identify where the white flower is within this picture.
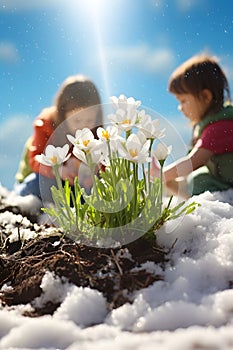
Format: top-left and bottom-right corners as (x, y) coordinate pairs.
(97, 126), (120, 142)
(67, 127), (108, 165)
(73, 140), (107, 165)
(152, 142), (172, 161)
(35, 144), (70, 166)
(108, 108), (138, 132)
(118, 132), (151, 163)
(137, 110), (165, 139)
(108, 94), (141, 132)
(97, 126), (124, 153)
(110, 94), (141, 111)
(67, 128), (97, 151)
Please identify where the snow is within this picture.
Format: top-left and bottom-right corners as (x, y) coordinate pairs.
(1, 185), (233, 349)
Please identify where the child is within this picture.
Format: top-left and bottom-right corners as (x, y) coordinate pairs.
(15, 75), (103, 202)
(151, 53), (233, 198)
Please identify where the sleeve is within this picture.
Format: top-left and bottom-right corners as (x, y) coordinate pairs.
(195, 121), (233, 154)
(28, 116), (55, 178)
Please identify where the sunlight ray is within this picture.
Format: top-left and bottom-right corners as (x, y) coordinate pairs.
(79, 0), (111, 102)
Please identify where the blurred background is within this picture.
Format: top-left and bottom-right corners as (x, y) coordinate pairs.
(1, 0), (233, 190)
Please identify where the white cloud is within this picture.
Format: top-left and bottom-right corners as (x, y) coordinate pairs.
(0, 42), (18, 63)
(106, 45), (175, 75)
(150, 0), (164, 10)
(0, 115), (32, 145)
(150, 0), (205, 12)
(175, 0), (204, 12)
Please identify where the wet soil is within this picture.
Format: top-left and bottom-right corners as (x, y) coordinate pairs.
(0, 199), (167, 317)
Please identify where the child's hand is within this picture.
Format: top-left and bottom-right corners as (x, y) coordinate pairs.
(150, 157), (161, 181)
(59, 157), (81, 185)
(78, 163), (93, 193)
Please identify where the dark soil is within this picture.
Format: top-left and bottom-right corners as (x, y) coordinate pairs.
(0, 199), (167, 317)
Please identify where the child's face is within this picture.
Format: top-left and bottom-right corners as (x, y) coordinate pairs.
(175, 93), (209, 124)
(65, 107), (98, 132)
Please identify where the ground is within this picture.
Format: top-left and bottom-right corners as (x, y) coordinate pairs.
(0, 196), (167, 317)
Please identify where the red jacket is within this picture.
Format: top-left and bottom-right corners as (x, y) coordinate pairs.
(28, 107), (57, 178)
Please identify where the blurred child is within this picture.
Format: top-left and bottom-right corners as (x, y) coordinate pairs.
(151, 53), (233, 198)
(15, 75), (103, 202)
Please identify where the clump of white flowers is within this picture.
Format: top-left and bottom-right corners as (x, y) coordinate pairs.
(37, 95), (197, 247)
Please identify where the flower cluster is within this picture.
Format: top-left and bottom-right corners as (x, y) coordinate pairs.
(39, 94), (171, 169)
(36, 95), (196, 247)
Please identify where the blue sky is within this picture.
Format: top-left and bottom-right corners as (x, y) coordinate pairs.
(1, 0), (233, 190)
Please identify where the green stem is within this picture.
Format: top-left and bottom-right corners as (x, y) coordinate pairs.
(142, 163), (147, 193)
(91, 164), (98, 197)
(107, 141), (117, 198)
(148, 139), (154, 195)
(53, 164), (73, 222)
(53, 164), (63, 192)
(159, 162), (164, 215)
(86, 153), (99, 199)
(133, 162), (138, 219)
(126, 130), (131, 139)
